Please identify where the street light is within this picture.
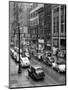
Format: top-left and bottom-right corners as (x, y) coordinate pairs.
(17, 23), (22, 74)
(16, 2), (22, 74)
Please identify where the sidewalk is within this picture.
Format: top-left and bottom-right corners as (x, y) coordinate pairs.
(9, 59), (19, 88)
(9, 58), (33, 88)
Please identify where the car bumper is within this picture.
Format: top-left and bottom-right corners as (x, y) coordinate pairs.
(21, 63), (30, 67)
(58, 69), (66, 73)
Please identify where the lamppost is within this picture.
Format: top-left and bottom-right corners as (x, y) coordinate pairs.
(18, 23), (21, 74)
(16, 2), (21, 74)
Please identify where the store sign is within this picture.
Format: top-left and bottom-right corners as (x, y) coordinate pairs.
(38, 39), (44, 43)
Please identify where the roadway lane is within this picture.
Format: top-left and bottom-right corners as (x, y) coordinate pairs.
(30, 57), (65, 85)
(9, 56), (66, 88)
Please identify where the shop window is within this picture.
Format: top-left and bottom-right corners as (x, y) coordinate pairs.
(53, 16), (59, 34)
(60, 39), (66, 50)
(53, 7), (59, 13)
(53, 39), (59, 47)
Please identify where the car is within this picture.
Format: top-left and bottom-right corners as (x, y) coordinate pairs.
(25, 52), (30, 59)
(52, 59), (66, 73)
(45, 56), (55, 66)
(52, 47), (58, 55)
(10, 48), (19, 63)
(43, 51), (52, 64)
(10, 48), (17, 59)
(20, 56), (30, 67)
(28, 65), (45, 80)
(45, 51), (52, 57)
(57, 50), (64, 58)
(52, 62), (58, 70)
(10, 48), (14, 58)
(14, 47), (22, 55)
(57, 60), (66, 73)
(46, 44), (51, 51)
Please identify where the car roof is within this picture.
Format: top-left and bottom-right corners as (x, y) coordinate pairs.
(21, 56), (29, 60)
(31, 65), (42, 69)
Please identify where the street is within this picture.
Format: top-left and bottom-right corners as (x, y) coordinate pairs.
(9, 2), (66, 88)
(9, 55), (65, 88)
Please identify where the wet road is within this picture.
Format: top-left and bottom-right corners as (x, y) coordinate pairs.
(9, 56), (66, 88)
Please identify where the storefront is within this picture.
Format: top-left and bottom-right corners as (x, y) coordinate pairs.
(60, 38), (66, 50)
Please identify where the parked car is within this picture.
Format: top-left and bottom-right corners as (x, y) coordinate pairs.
(10, 48), (18, 61)
(46, 44), (51, 51)
(57, 60), (66, 73)
(13, 51), (19, 63)
(57, 50), (64, 58)
(10, 48), (14, 58)
(14, 47), (22, 55)
(52, 59), (66, 73)
(25, 52), (30, 59)
(28, 65), (45, 80)
(20, 56), (30, 67)
(52, 47), (58, 56)
(45, 51), (52, 57)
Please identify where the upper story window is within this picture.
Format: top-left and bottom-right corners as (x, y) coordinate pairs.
(53, 16), (59, 34)
(61, 5), (65, 33)
(53, 7), (59, 13)
(30, 11), (38, 19)
(30, 3), (38, 11)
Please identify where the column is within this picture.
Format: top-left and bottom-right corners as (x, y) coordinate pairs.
(59, 6), (61, 50)
(52, 8), (53, 48)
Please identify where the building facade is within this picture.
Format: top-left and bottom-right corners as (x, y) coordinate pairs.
(10, 2), (31, 48)
(28, 3), (44, 44)
(52, 4), (66, 51)
(44, 4), (52, 44)
(38, 7), (44, 39)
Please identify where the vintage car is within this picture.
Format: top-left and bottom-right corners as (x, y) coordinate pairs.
(10, 48), (18, 62)
(28, 65), (45, 80)
(44, 56), (55, 66)
(14, 47), (22, 55)
(52, 59), (66, 73)
(20, 56), (30, 67)
(25, 52), (31, 59)
(57, 60), (66, 73)
(10, 48), (15, 58)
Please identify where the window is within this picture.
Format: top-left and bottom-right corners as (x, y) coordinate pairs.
(53, 39), (59, 47)
(54, 7), (59, 13)
(61, 5), (65, 15)
(61, 5), (65, 33)
(53, 16), (59, 33)
(60, 39), (66, 50)
(61, 23), (64, 33)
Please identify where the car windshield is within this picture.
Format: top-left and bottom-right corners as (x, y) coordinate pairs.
(50, 58), (55, 62)
(36, 67), (43, 72)
(21, 57), (28, 61)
